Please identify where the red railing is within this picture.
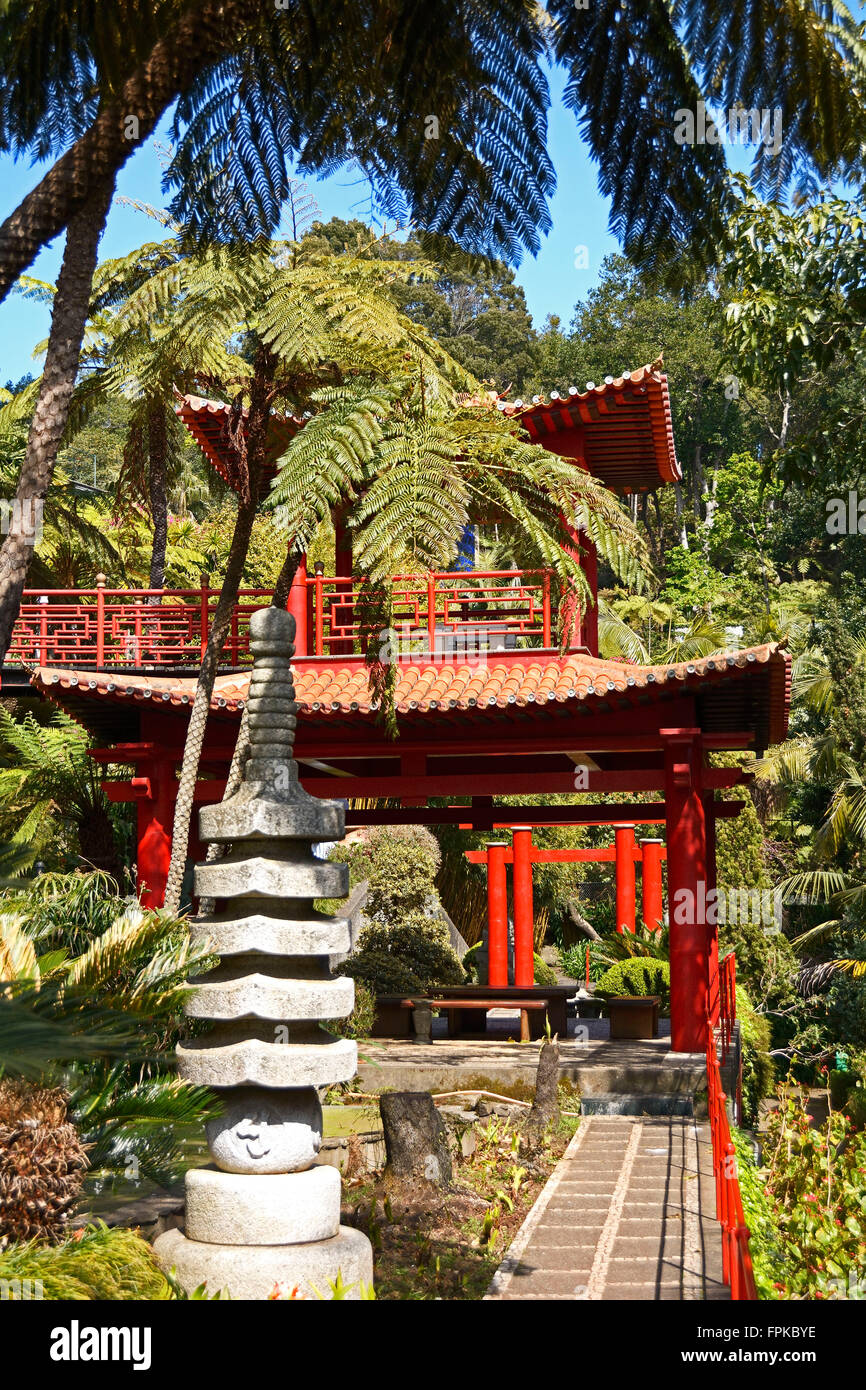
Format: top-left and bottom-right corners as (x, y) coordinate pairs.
(7, 568), (554, 669)
(706, 953), (757, 1300)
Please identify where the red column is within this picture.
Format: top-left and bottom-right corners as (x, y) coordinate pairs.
(663, 730), (709, 1053)
(580, 537), (599, 656)
(614, 823), (636, 933)
(640, 838), (665, 932)
(333, 510), (353, 655)
(486, 842), (509, 988)
(703, 792), (720, 1028)
(137, 756), (176, 909)
(287, 553), (308, 655)
(512, 827), (535, 988)
(560, 521), (583, 650)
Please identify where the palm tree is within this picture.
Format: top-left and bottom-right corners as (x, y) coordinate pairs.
(0, 2), (861, 678)
(0, 184), (112, 664)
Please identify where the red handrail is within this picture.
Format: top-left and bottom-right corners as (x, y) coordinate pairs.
(8, 568), (560, 669)
(705, 954), (757, 1300)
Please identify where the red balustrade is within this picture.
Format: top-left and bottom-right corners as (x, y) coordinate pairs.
(706, 954), (757, 1301)
(8, 569), (556, 669)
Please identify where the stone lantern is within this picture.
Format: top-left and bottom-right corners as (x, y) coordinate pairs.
(154, 607), (373, 1298)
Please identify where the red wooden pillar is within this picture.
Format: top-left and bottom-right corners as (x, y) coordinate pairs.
(703, 791), (720, 1028)
(486, 842), (509, 988)
(662, 729), (709, 1053)
(137, 755), (176, 909)
(614, 823), (636, 933)
(287, 553), (308, 655)
(333, 509), (353, 655)
(580, 538), (599, 656)
(512, 827), (535, 987)
(640, 838), (665, 932)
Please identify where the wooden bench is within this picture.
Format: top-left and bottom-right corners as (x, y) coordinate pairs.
(411, 997), (549, 1043)
(371, 985), (571, 1040)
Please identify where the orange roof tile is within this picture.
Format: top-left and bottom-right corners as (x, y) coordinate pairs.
(33, 643), (791, 747)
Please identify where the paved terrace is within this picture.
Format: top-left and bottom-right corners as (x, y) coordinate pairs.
(487, 1115), (727, 1301)
(356, 1020), (706, 1114)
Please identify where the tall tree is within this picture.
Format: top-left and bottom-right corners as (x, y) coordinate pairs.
(0, 181), (111, 661)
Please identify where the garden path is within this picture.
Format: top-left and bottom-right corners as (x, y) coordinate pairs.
(486, 1115), (728, 1301)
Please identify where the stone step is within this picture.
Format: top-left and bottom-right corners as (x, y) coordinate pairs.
(580, 1094), (695, 1117)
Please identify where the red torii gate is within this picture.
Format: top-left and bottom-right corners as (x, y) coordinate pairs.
(465, 825), (668, 989)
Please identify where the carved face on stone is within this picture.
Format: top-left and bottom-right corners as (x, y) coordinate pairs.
(207, 1086), (322, 1174)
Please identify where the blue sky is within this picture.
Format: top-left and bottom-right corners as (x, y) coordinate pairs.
(0, 67), (619, 385)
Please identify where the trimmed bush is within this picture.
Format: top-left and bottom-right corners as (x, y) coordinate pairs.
(332, 827), (440, 925)
(596, 958), (670, 1011)
(340, 913), (466, 997)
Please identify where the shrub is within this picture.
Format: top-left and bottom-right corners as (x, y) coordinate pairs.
(533, 954), (558, 987)
(340, 913), (466, 997)
(462, 942), (556, 986)
(737, 987), (774, 1126)
(328, 981), (377, 1039)
(596, 958), (670, 1011)
(332, 827), (439, 925)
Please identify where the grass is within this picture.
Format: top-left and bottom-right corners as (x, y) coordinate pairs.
(0, 1223), (174, 1300)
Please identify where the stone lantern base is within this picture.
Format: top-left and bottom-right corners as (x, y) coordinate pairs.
(155, 1224), (373, 1300)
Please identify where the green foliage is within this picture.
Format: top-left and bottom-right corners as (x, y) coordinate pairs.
(0, 710), (123, 878)
(0, 1223), (173, 1300)
(532, 955), (558, 988)
(737, 986), (775, 1127)
(341, 912), (466, 997)
(596, 958), (670, 1011)
(328, 980), (376, 1041)
(730, 1127), (787, 1301)
(333, 827), (440, 927)
(757, 1090), (866, 1299)
(0, 871), (216, 1186)
(463, 942), (556, 987)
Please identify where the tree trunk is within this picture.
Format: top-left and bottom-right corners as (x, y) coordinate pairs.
(0, 183), (112, 664)
(528, 1039), (560, 1130)
(162, 348), (276, 914)
(379, 1091), (452, 1186)
(147, 400), (169, 596)
(0, 0), (260, 305)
